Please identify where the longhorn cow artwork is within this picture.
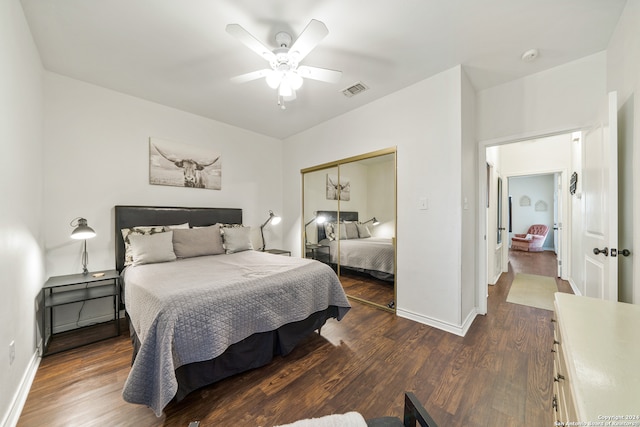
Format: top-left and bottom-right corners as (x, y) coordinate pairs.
(326, 174), (350, 201)
(149, 138), (221, 190)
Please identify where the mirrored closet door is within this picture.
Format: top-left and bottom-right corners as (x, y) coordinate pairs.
(302, 148), (396, 312)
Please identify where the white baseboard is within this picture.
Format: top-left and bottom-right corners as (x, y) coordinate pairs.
(567, 277), (582, 296)
(397, 307), (478, 337)
(1, 351), (40, 427)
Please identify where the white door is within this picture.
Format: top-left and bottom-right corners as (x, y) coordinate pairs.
(582, 92), (618, 301)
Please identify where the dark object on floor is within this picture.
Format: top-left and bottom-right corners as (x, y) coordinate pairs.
(367, 392), (439, 427)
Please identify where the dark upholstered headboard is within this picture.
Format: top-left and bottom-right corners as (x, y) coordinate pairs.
(114, 205), (242, 272)
(316, 210), (359, 241)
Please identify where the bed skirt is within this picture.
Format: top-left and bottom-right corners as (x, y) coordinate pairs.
(128, 306), (340, 402)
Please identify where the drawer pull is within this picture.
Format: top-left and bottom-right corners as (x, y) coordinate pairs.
(552, 395), (558, 411)
(551, 318), (556, 323)
(551, 348), (556, 353)
(554, 374), (565, 382)
(553, 340), (560, 345)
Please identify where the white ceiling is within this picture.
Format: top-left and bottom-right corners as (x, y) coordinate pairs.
(20, 0), (627, 139)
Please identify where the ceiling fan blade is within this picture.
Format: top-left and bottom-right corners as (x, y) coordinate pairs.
(226, 24), (276, 62)
(230, 69), (272, 84)
(289, 19), (329, 62)
(297, 66), (342, 83)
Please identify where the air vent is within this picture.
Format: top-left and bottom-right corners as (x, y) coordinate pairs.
(341, 82), (369, 98)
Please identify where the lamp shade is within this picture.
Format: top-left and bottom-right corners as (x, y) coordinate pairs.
(70, 218), (96, 240)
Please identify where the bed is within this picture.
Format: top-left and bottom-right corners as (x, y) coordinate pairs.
(316, 210), (395, 281)
(114, 206), (351, 416)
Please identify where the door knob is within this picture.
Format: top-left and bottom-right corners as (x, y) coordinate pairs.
(619, 249), (631, 257)
(593, 247), (609, 256)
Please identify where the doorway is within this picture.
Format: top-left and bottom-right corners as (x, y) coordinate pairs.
(481, 132), (573, 313)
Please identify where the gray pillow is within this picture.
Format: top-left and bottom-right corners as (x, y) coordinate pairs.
(356, 223), (371, 238)
(338, 223), (348, 240)
(221, 226), (253, 254)
(344, 222), (359, 239)
(172, 225), (224, 258)
(121, 223), (189, 266)
(128, 231), (176, 266)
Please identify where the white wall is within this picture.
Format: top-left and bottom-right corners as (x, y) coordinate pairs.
(606, 0), (640, 304)
(477, 51), (607, 142)
(284, 66), (474, 335)
(460, 69), (478, 318)
(0, 1), (44, 425)
(43, 73), (283, 330)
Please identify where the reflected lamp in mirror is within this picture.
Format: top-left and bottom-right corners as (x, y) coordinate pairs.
(70, 217), (96, 275)
(259, 210), (281, 251)
(363, 217), (380, 226)
(304, 213), (326, 244)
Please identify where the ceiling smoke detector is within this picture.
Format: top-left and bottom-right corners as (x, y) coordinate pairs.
(521, 48), (539, 62)
(341, 82), (369, 98)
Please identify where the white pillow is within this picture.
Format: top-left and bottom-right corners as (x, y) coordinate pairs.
(128, 231), (176, 266)
(525, 233), (533, 240)
(221, 226), (254, 254)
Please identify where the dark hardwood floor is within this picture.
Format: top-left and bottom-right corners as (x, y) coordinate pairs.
(339, 269), (395, 308)
(18, 250), (571, 426)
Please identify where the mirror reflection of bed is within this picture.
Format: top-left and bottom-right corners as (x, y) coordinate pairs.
(302, 149), (396, 312)
(315, 210), (395, 308)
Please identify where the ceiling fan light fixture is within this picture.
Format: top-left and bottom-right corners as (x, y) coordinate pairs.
(287, 71), (303, 90)
(266, 70), (283, 89)
(279, 80), (293, 97)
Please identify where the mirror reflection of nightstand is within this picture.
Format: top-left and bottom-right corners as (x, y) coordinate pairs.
(305, 243), (331, 264)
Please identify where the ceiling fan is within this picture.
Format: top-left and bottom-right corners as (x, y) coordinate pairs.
(226, 19), (342, 109)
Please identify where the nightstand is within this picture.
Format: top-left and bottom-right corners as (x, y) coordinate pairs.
(41, 270), (120, 356)
(305, 243), (331, 264)
(264, 249), (291, 256)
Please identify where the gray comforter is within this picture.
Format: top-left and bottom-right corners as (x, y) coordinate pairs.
(121, 251), (350, 416)
(326, 237), (394, 275)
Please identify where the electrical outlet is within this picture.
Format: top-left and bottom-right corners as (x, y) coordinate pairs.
(9, 341), (15, 366)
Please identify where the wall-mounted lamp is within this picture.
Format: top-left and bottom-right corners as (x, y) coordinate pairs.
(259, 210), (281, 251)
(304, 213), (326, 244)
(70, 217), (96, 275)
(363, 217), (380, 226)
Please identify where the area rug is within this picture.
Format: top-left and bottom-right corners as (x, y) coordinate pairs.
(506, 273), (558, 311)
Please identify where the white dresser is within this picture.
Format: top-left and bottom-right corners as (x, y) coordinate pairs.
(553, 293), (640, 425)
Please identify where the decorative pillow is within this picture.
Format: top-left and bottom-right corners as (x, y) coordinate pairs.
(220, 226), (253, 254)
(324, 222), (337, 241)
(344, 222), (359, 239)
(172, 225), (224, 258)
(128, 231), (176, 266)
(525, 233), (533, 240)
(121, 223), (188, 266)
(356, 223), (371, 238)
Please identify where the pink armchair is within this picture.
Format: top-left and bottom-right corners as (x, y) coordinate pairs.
(511, 224), (549, 252)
